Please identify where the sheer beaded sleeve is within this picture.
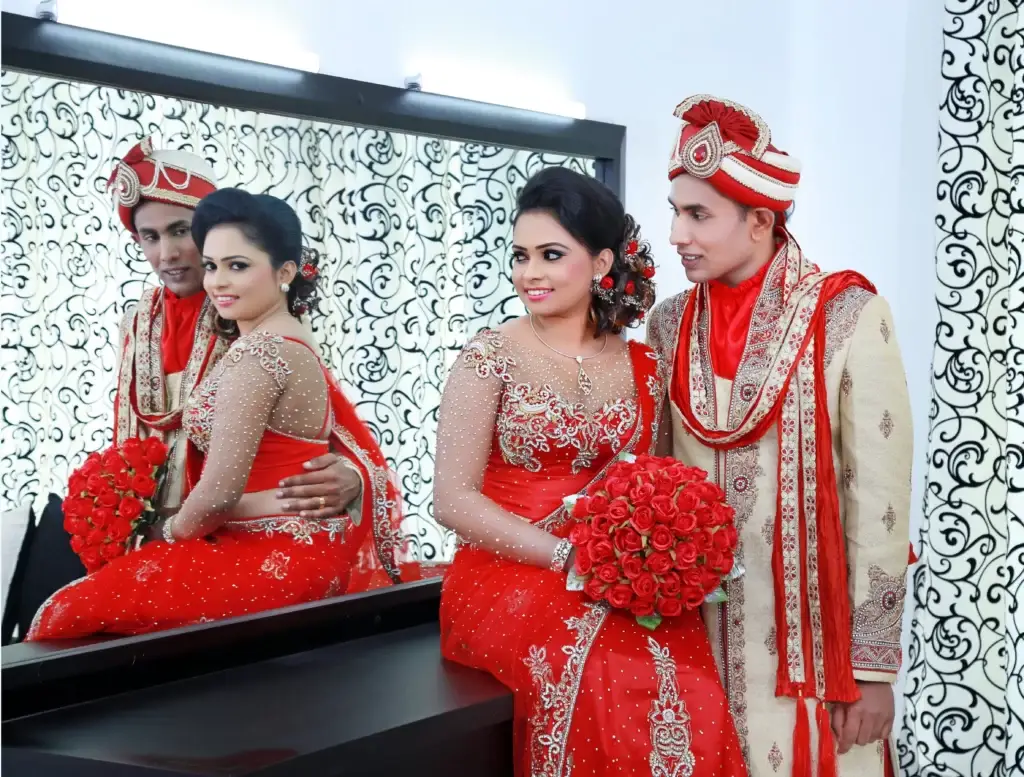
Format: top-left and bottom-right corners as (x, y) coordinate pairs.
(172, 333), (293, 540)
(433, 332), (566, 569)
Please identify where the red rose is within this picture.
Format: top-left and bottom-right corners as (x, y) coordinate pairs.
(122, 440), (149, 472)
(101, 448), (124, 472)
(80, 547), (103, 570)
(712, 527), (733, 551)
(629, 506), (656, 534)
(683, 586), (706, 609)
(118, 496), (144, 522)
(113, 470), (132, 491)
(725, 525), (739, 547)
(613, 528), (644, 554)
(660, 571), (682, 598)
(68, 473), (87, 496)
(706, 550), (727, 572)
(712, 503), (735, 527)
(86, 473), (108, 495)
(97, 490), (119, 509)
(574, 545), (594, 575)
(571, 497), (591, 518)
(86, 528), (106, 546)
(653, 472), (677, 497)
(650, 525), (675, 552)
(132, 474), (157, 499)
(675, 490), (701, 513)
(694, 506), (715, 527)
(65, 517), (89, 536)
(701, 566), (723, 591)
(569, 522), (592, 547)
(629, 482), (656, 504)
(672, 512), (698, 537)
(143, 436), (168, 467)
(109, 518), (133, 543)
(620, 553), (645, 580)
(607, 583), (634, 609)
(692, 481), (724, 503)
(102, 541), (126, 560)
(591, 513), (614, 537)
(682, 568), (703, 589)
(605, 477), (630, 499)
(607, 499), (630, 522)
(647, 551), (674, 576)
(81, 453), (102, 476)
(657, 597), (684, 617)
(588, 539), (615, 564)
(630, 597), (656, 617)
(624, 280), (636, 295)
(70, 535), (86, 553)
(587, 494), (610, 514)
(91, 507), (115, 529)
(632, 572), (658, 600)
(596, 563), (621, 584)
(693, 529), (713, 552)
(650, 495), (675, 524)
(584, 577), (609, 601)
(675, 542), (699, 567)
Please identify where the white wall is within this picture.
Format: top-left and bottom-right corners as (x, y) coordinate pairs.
(8, 0), (944, 706)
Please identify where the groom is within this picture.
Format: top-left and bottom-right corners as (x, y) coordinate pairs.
(647, 95), (911, 777)
(106, 137), (360, 517)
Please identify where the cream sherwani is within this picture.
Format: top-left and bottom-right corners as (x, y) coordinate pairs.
(648, 286), (911, 777)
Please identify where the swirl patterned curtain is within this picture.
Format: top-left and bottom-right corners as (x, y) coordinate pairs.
(0, 70), (595, 563)
(899, 2), (1023, 775)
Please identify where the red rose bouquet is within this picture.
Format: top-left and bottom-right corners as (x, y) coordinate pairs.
(564, 453), (740, 630)
(62, 436), (169, 573)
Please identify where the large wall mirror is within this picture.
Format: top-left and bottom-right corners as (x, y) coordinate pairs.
(1, 15), (622, 656)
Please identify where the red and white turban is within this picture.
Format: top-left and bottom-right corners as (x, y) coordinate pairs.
(668, 95), (800, 211)
(106, 137), (218, 233)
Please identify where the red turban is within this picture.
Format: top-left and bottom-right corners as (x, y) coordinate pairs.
(106, 137), (218, 233)
(668, 95), (800, 211)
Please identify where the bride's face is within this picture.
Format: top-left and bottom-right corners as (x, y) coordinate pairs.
(202, 224), (292, 322)
(511, 211), (609, 320)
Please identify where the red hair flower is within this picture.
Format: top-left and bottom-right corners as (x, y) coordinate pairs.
(299, 262), (318, 280)
(599, 276), (615, 290)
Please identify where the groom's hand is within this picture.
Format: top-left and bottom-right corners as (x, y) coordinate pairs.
(277, 453), (361, 519)
(831, 681), (894, 754)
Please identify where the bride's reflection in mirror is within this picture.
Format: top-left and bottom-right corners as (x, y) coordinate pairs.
(1, 69), (597, 646)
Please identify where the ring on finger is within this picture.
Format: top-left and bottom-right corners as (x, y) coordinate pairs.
(318, 496), (326, 510)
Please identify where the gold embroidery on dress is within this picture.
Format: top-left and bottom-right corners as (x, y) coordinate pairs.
(463, 329), (516, 381)
(226, 331), (292, 390)
(879, 410), (894, 439)
(768, 742), (784, 773)
(224, 516), (349, 543)
(134, 558), (162, 583)
(840, 368), (853, 397)
(880, 318), (891, 343)
(522, 602), (609, 777)
(765, 627), (777, 656)
(498, 383), (638, 474)
(843, 465), (855, 491)
(822, 287), (874, 369)
(882, 503), (897, 533)
(851, 565), (906, 672)
(260, 550), (291, 580)
(647, 637), (696, 777)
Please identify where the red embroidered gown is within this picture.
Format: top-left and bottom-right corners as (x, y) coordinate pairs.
(29, 332), (399, 639)
(437, 329), (748, 777)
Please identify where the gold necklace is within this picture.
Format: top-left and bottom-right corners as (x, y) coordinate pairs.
(529, 315), (607, 396)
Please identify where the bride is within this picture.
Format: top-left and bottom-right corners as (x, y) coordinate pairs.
(29, 189), (403, 639)
(435, 167), (747, 776)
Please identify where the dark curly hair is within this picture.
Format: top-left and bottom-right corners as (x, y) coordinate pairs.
(514, 167), (656, 335)
(191, 188), (321, 335)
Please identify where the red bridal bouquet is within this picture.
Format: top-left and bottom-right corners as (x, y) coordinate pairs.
(63, 437), (169, 573)
(564, 454), (740, 630)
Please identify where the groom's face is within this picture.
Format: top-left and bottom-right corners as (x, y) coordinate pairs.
(668, 176), (769, 287)
(133, 201), (205, 298)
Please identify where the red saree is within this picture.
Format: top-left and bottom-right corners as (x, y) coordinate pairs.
(28, 333), (405, 640)
(438, 331), (747, 777)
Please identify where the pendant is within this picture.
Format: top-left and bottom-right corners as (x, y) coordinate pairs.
(576, 356), (593, 395)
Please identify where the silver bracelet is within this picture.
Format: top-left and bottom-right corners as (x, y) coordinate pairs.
(162, 518), (177, 544)
(550, 538), (572, 573)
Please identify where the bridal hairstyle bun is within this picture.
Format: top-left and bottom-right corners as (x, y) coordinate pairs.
(191, 188), (321, 323)
(515, 167), (656, 335)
